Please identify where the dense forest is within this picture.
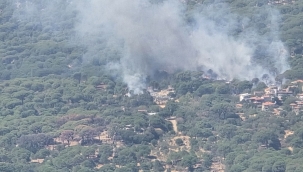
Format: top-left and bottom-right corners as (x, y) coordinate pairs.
(1, 0), (303, 172)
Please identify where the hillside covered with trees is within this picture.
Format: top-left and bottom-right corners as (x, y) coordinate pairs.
(1, 0), (303, 172)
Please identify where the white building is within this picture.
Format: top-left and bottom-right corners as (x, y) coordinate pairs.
(239, 93), (251, 102)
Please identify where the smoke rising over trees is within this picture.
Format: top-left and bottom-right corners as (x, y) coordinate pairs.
(2, 1), (303, 171)
(74, 0), (289, 93)
(6, 0), (290, 93)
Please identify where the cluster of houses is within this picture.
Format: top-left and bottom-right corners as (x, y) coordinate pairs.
(239, 87), (278, 111)
(289, 100), (303, 113)
(238, 80), (303, 113)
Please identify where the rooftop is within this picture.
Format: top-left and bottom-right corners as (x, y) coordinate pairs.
(263, 102), (275, 106)
(291, 80), (303, 84)
(249, 97), (264, 101)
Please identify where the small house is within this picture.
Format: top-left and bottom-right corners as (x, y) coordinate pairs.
(296, 101), (303, 108)
(277, 90), (293, 99)
(254, 91), (264, 97)
(236, 104), (243, 109)
(249, 97), (264, 103)
(240, 93), (251, 102)
(297, 93), (303, 100)
(262, 102), (275, 111)
(291, 80), (303, 85)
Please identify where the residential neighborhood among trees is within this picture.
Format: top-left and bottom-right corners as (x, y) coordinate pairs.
(1, 0), (303, 172)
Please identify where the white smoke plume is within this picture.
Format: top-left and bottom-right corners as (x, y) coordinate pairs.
(12, 0), (289, 93)
(74, 0), (289, 93)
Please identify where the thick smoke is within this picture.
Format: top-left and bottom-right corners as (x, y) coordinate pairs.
(12, 0), (289, 93)
(75, 0), (289, 93)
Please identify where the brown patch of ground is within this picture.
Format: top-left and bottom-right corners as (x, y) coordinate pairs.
(199, 148), (209, 153)
(96, 164), (103, 169)
(31, 159), (44, 163)
(236, 113), (245, 121)
(94, 131), (112, 143)
(284, 130), (294, 139)
(150, 149), (166, 162)
(159, 105), (166, 108)
(54, 137), (62, 143)
(149, 87), (175, 108)
(210, 157), (225, 172)
(168, 119), (178, 133)
(69, 140), (80, 146)
(115, 141), (124, 148)
(273, 108), (281, 116)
